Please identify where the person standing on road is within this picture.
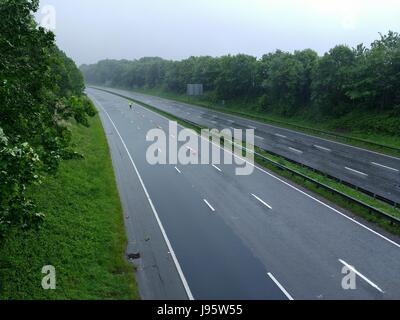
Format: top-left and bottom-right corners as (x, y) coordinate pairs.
(129, 101), (133, 110)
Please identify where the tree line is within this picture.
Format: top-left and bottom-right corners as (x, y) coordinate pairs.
(81, 32), (400, 119)
(0, 0), (96, 237)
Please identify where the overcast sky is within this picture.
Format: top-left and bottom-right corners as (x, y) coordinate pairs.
(35, 0), (400, 66)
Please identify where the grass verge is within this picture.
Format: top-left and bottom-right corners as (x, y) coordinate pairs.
(93, 87), (400, 236)
(0, 115), (139, 300)
(125, 87), (400, 157)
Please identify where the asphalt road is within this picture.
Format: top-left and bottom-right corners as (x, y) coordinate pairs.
(96, 87), (400, 205)
(88, 88), (400, 300)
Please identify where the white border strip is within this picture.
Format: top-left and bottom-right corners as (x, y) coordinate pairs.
(267, 273), (294, 300)
(314, 145), (332, 152)
(339, 259), (384, 293)
(90, 89), (400, 250)
(103, 86), (400, 161)
(91, 95), (194, 300)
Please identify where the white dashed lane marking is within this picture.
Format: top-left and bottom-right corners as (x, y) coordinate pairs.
(314, 145), (332, 152)
(289, 147), (303, 154)
(251, 194), (273, 210)
(345, 167), (368, 177)
(204, 199), (216, 212)
(371, 162), (399, 172)
(212, 165), (222, 172)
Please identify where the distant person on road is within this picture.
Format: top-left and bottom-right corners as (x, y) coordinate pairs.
(129, 101), (133, 110)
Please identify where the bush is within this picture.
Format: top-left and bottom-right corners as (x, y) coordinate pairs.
(0, 0), (95, 237)
(0, 128), (44, 238)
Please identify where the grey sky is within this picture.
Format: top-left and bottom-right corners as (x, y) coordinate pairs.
(36, 0), (400, 66)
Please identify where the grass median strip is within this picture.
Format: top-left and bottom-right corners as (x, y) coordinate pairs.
(0, 115), (139, 300)
(91, 87), (400, 236)
(122, 87), (400, 158)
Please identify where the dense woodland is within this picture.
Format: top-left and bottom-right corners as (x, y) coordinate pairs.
(81, 32), (400, 124)
(0, 0), (96, 237)
(2, 1), (399, 238)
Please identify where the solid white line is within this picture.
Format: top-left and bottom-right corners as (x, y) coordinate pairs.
(371, 162), (399, 172)
(248, 125), (257, 129)
(90, 89), (400, 250)
(204, 199), (216, 212)
(345, 167), (368, 177)
(212, 164), (222, 172)
(90, 95), (194, 300)
(162, 97), (400, 248)
(192, 99), (400, 161)
(275, 133), (287, 139)
(314, 145), (332, 152)
(251, 194), (273, 210)
(96, 87), (400, 161)
(255, 135), (265, 140)
(221, 146), (399, 249)
(289, 147), (303, 154)
(267, 273), (294, 301)
(175, 167), (182, 174)
(339, 259), (384, 293)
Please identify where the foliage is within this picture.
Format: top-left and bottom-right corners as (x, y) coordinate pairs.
(347, 31), (400, 111)
(0, 116), (139, 300)
(311, 45), (356, 116)
(0, 0), (96, 237)
(81, 32), (400, 120)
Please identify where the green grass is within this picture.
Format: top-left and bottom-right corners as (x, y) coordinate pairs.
(126, 87), (400, 157)
(93, 87), (400, 235)
(0, 115), (139, 300)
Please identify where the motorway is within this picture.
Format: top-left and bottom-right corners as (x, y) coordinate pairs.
(88, 88), (400, 300)
(96, 87), (400, 205)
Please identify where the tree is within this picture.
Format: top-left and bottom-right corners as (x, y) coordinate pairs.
(79, 32), (400, 118)
(0, 0), (96, 237)
(214, 54), (258, 100)
(311, 45), (356, 116)
(347, 31), (400, 111)
(259, 50), (316, 115)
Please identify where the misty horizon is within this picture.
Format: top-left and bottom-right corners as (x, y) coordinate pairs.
(35, 0), (400, 66)
(76, 30), (393, 68)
